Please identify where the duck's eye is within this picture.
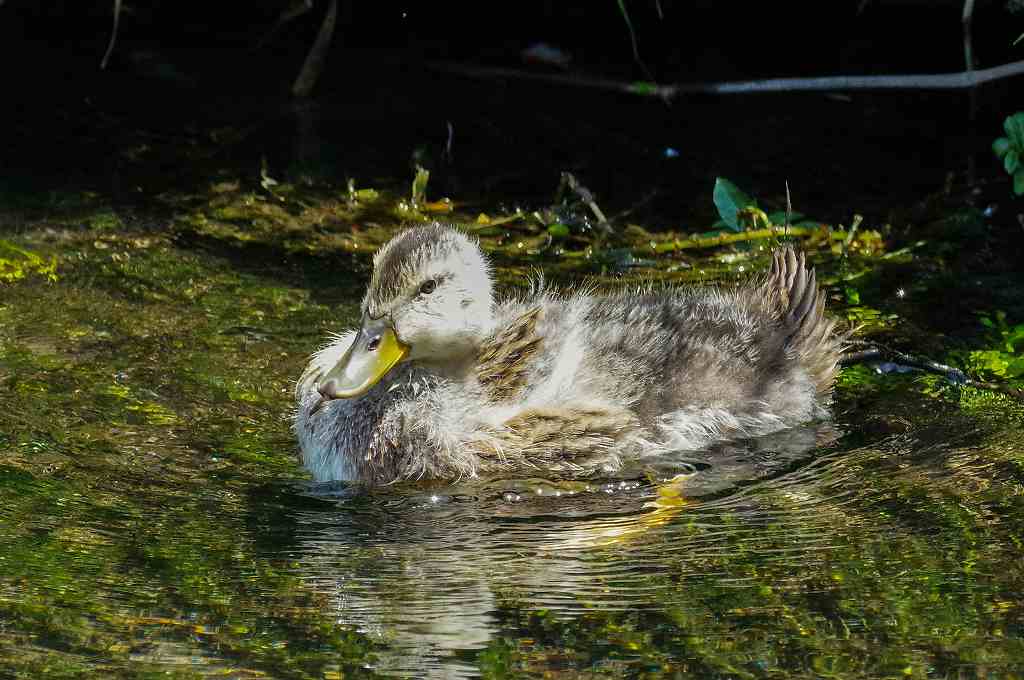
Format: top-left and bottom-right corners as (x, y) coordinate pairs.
(419, 279), (437, 295)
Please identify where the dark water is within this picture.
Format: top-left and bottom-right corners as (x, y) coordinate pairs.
(2, 46), (1024, 677)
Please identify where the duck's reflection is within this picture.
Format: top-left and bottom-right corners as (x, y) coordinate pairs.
(286, 422), (842, 677)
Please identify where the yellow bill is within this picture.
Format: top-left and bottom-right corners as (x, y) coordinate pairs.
(317, 318), (409, 400)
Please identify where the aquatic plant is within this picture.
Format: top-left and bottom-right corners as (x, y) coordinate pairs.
(958, 310), (1024, 382)
(712, 177), (763, 232)
(992, 112), (1024, 195)
(712, 177), (820, 233)
(0, 240), (57, 284)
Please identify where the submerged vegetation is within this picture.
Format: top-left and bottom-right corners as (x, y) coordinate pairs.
(0, 239), (57, 284)
(2, 88), (1024, 677)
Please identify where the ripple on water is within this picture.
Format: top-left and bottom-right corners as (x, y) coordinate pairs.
(272, 421), (964, 676)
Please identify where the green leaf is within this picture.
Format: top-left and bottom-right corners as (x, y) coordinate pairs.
(1004, 112), (1024, 148)
(766, 210), (805, 225)
(1006, 324), (1024, 350)
(993, 137), (1011, 157)
(1006, 356), (1024, 378)
(966, 349), (1010, 377)
(1004, 149), (1020, 175)
(546, 222), (570, 238)
(411, 165), (430, 205)
(1015, 170), (1024, 197)
(712, 177), (755, 233)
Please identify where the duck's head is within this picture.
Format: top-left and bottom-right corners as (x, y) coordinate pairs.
(317, 224), (495, 400)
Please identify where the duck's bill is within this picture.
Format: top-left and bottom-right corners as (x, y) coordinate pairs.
(317, 320), (409, 400)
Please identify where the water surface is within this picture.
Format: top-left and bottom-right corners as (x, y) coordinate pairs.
(2, 230), (1022, 678)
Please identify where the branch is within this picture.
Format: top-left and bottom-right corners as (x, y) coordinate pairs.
(649, 225), (844, 252)
(430, 58), (1024, 99)
(100, 0), (122, 70)
(559, 172), (612, 234)
(256, 0), (314, 50)
(706, 60), (1024, 93)
(841, 340), (1024, 400)
(963, 0), (976, 73)
(429, 62), (677, 98)
(292, 0), (338, 98)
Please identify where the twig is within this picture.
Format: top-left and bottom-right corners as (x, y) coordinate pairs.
(784, 180), (792, 231)
(615, 0), (654, 82)
(651, 224), (842, 252)
(841, 339), (1024, 399)
(842, 214), (863, 253)
(430, 62), (677, 99)
(100, 0), (122, 70)
(559, 172), (613, 234)
(444, 121), (454, 163)
(677, 61), (1024, 93)
(963, 0), (976, 74)
(429, 58), (1024, 99)
(608, 188), (659, 222)
(292, 0), (338, 97)
(256, 0), (314, 50)
(963, 0), (979, 185)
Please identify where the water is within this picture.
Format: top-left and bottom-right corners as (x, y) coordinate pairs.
(1, 231), (1022, 678)
(2, 56), (1024, 676)
(282, 424), (1023, 678)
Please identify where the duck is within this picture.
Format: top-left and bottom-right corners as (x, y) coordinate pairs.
(294, 222), (843, 484)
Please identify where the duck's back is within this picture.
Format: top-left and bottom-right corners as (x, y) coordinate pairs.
(502, 249), (840, 450)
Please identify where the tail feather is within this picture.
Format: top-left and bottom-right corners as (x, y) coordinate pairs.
(764, 247), (842, 396)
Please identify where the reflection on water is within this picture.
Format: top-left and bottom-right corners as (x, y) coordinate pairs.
(277, 423), (924, 677)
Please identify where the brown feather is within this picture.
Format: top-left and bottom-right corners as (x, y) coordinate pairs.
(473, 405), (639, 472)
(475, 306), (543, 401)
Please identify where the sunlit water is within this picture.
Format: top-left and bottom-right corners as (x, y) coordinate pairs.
(2, 229), (1023, 678)
(230, 409), (1016, 678)
(284, 427), (840, 676)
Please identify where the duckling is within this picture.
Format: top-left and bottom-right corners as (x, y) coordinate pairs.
(295, 223), (842, 484)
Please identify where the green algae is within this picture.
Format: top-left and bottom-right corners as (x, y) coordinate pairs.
(0, 176), (1023, 679)
(471, 431), (1024, 678)
(0, 228), (379, 678)
(0, 239), (57, 284)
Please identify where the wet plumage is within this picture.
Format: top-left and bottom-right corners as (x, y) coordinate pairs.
(294, 223), (843, 484)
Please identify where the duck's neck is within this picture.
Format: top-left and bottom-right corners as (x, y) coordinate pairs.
(412, 353), (480, 384)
